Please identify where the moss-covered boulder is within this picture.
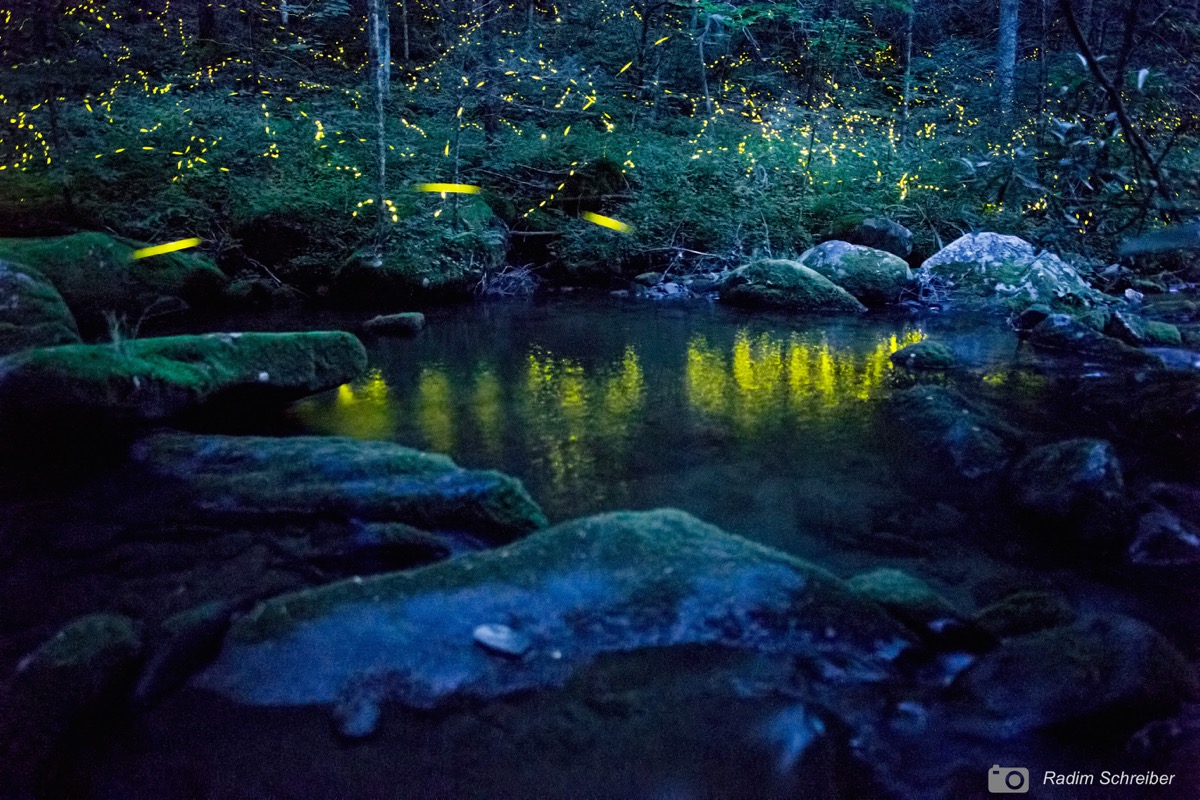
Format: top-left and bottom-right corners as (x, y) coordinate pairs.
(719, 259), (867, 313)
(950, 615), (1198, 737)
(1026, 313), (1162, 366)
(843, 218), (913, 259)
(1008, 439), (1124, 521)
(190, 510), (912, 735)
(885, 385), (1016, 480)
(890, 340), (955, 370)
(1, 614), (142, 795)
(0, 259), (80, 356)
(363, 311), (426, 336)
(132, 432), (547, 543)
(921, 233), (1109, 312)
(799, 241), (914, 307)
(0, 233), (228, 331)
(334, 242), (487, 307)
(0, 331), (367, 431)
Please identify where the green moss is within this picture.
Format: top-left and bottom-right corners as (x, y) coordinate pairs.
(890, 341), (955, 370)
(719, 259), (867, 313)
(1144, 320), (1182, 346)
(0, 260), (81, 356)
(0, 233), (227, 329)
(975, 591), (1077, 638)
(800, 242), (913, 307)
(0, 331), (367, 423)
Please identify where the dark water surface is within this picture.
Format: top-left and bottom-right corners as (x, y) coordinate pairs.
(6, 296), (1199, 799)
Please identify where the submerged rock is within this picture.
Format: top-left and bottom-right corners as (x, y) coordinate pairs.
(0, 232), (227, 331)
(890, 340), (955, 370)
(190, 510), (912, 734)
(949, 614), (1198, 738)
(885, 385), (1015, 480)
(1072, 371), (1200, 470)
(798, 241), (914, 307)
(0, 331), (367, 434)
(0, 259), (80, 356)
(1008, 439), (1124, 520)
(842, 218), (913, 259)
(131, 432), (548, 543)
(363, 312), (426, 336)
(719, 259), (867, 313)
(921, 233), (1109, 312)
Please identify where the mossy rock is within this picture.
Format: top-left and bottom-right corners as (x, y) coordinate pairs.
(921, 233), (1110, 313)
(0, 331), (367, 431)
(362, 312), (426, 336)
(950, 614), (1198, 737)
(191, 510), (912, 730)
(890, 340), (955, 370)
(1007, 438), (1124, 521)
(1027, 314), (1162, 366)
(0, 259), (80, 356)
(1144, 320), (1182, 346)
(799, 241), (914, 307)
(1, 614), (143, 793)
(719, 259), (867, 313)
(975, 591), (1078, 639)
(132, 432), (548, 543)
(848, 568), (990, 650)
(0, 233), (228, 332)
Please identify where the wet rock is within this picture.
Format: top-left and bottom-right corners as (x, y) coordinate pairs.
(1, 614), (143, 794)
(473, 623), (533, 657)
(1072, 371), (1200, 470)
(949, 614), (1199, 738)
(1106, 309), (1149, 344)
(719, 259), (867, 313)
(886, 385), (1015, 480)
(974, 591), (1077, 639)
(0, 259), (80, 356)
(1012, 303), (1053, 333)
(636, 280), (689, 300)
(632, 272), (663, 287)
(190, 510), (913, 723)
(798, 241), (914, 307)
(134, 601), (238, 710)
(848, 568), (992, 651)
(0, 232), (227, 332)
(131, 432), (547, 543)
(1008, 438), (1124, 521)
(0, 331), (368, 436)
(921, 233), (1110, 312)
(1145, 320), (1182, 346)
(1129, 509), (1200, 566)
(1026, 313), (1160, 365)
(890, 340), (955, 370)
(842, 218), (913, 259)
(363, 311), (426, 336)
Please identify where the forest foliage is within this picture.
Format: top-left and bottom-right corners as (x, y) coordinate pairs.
(1, 0), (1197, 290)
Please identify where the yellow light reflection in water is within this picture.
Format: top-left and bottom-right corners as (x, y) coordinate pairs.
(300, 368), (397, 439)
(473, 366), (504, 461)
(686, 327), (924, 427)
(417, 366), (455, 453)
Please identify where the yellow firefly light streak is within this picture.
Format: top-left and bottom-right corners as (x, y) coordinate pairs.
(130, 238), (202, 259)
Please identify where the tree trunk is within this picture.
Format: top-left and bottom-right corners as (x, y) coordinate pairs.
(197, 0), (216, 40)
(367, 0), (391, 245)
(997, 0), (1019, 125)
(900, 0), (915, 145)
(401, 0), (410, 63)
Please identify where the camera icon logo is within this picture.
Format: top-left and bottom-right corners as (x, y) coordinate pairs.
(988, 765), (1030, 793)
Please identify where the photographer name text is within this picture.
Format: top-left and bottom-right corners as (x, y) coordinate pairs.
(1044, 770), (1175, 786)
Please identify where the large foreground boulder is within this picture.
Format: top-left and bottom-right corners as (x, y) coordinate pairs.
(921, 233), (1109, 312)
(0, 332), (367, 433)
(191, 510), (912, 735)
(0, 259), (80, 356)
(799, 241), (914, 307)
(719, 259), (867, 313)
(131, 432), (548, 543)
(0, 233), (228, 331)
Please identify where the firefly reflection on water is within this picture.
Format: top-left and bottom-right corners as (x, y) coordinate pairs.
(295, 322), (924, 514)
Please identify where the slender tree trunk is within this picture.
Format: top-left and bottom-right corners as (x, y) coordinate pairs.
(197, 0), (216, 40)
(401, 0), (410, 62)
(368, 0), (391, 245)
(997, 0), (1019, 126)
(900, 0), (915, 145)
